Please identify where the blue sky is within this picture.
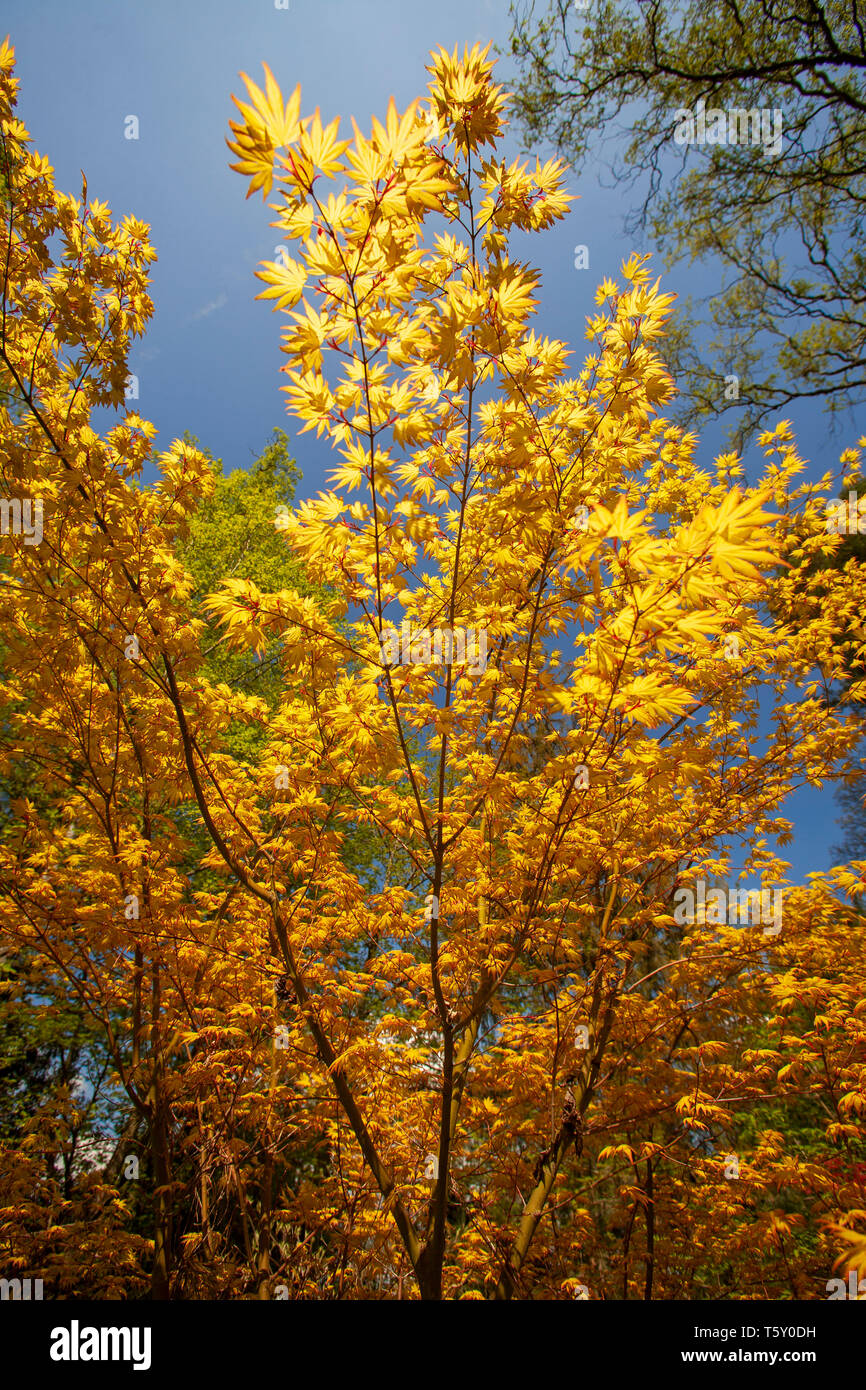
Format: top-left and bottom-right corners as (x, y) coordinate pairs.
(5, 0), (863, 881)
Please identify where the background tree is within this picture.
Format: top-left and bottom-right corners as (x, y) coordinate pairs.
(506, 0), (866, 445)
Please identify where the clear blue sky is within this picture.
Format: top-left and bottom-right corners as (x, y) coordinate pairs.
(5, 0), (862, 882)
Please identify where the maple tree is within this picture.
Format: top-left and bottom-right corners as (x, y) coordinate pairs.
(0, 35), (864, 1300)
